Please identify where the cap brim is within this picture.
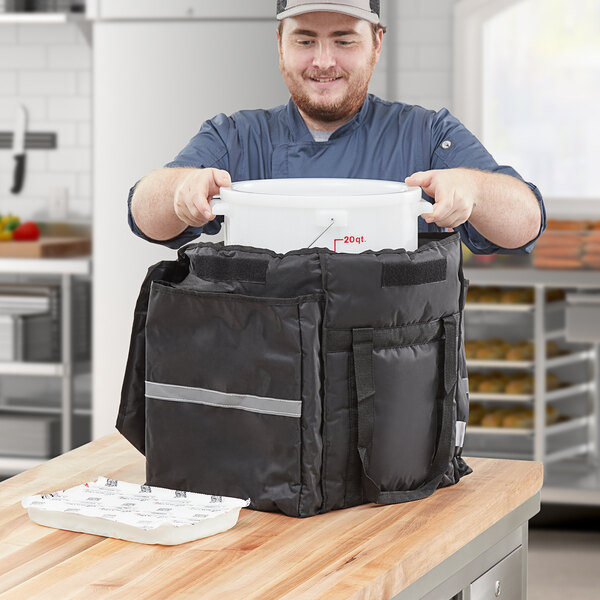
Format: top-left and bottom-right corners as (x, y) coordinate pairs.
(277, 4), (379, 24)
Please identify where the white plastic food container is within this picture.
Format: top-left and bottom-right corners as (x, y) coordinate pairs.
(212, 178), (432, 254)
(22, 477), (250, 546)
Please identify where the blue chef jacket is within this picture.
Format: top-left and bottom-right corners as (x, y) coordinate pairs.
(128, 94), (546, 253)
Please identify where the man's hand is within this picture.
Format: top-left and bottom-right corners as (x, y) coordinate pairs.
(405, 167), (542, 249)
(131, 166), (232, 241)
(405, 168), (479, 228)
(174, 168), (232, 227)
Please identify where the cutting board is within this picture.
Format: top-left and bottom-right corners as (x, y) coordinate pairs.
(0, 236), (91, 258)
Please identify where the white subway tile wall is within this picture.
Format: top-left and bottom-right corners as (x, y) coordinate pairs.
(390, 0), (456, 112)
(363, 0), (388, 100)
(0, 24), (91, 222)
(20, 71), (78, 95)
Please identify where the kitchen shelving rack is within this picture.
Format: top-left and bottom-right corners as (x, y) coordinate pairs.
(0, 256), (91, 477)
(463, 266), (600, 505)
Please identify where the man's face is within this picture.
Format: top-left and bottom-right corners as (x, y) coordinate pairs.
(277, 12), (382, 128)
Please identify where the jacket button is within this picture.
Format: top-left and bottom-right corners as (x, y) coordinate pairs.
(441, 140), (452, 149)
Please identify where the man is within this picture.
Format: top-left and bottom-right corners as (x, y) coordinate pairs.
(129, 0), (545, 253)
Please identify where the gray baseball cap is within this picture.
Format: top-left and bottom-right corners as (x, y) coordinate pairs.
(276, 0), (380, 24)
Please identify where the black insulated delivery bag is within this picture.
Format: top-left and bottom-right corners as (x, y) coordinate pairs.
(117, 232), (471, 517)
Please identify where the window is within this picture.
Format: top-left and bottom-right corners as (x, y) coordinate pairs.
(454, 0), (600, 201)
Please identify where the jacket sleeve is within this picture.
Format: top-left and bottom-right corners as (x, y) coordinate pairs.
(429, 108), (546, 255)
(127, 114), (232, 248)
(127, 182), (223, 249)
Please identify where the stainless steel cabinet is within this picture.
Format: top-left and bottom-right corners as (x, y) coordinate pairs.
(470, 547), (523, 600)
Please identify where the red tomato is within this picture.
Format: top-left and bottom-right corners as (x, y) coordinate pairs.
(12, 221), (40, 241)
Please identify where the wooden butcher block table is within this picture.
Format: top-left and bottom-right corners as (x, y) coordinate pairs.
(0, 433), (542, 600)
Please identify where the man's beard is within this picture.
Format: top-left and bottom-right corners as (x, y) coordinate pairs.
(280, 54), (376, 124)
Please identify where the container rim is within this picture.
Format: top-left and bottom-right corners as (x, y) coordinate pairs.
(219, 178), (423, 207)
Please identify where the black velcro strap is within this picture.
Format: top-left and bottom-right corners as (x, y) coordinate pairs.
(351, 328), (379, 502)
(328, 319), (444, 353)
(352, 328), (375, 423)
(382, 257), (447, 287)
(191, 255), (269, 284)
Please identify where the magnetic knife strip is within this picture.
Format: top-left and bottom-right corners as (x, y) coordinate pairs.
(0, 132), (57, 150)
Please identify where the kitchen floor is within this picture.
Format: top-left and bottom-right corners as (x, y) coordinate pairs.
(528, 505), (600, 599)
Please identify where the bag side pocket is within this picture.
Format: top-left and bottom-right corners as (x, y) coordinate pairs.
(117, 259), (189, 454)
(144, 282), (324, 517)
(351, 314), (458, 504)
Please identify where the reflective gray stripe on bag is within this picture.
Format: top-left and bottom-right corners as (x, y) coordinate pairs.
(117, 232), (472, 517)
(145, 381), (302, 418)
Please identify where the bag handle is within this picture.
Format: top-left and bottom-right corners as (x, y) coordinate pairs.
(352, 314), (458, 504)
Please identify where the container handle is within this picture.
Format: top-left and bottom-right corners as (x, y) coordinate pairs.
(416, 199), (434, 217)
(209, 195), (228, 216)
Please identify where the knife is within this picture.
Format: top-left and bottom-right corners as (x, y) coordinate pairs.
(10, 105), (28, 195)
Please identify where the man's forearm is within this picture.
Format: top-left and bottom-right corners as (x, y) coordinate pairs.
(406, 168), (543, 249)
(468, 170), (542, 249)
(131, 168), (190, 241)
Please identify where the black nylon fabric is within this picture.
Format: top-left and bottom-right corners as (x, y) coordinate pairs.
(382, 257), (447, 287)
(116, 258), (190, 454)
(116, 232), (471, 517)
